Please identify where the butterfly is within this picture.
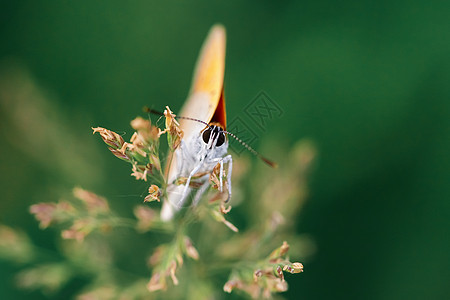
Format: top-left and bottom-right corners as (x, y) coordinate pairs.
(158, 25), (228, 221)
(158, 25), (275, 221)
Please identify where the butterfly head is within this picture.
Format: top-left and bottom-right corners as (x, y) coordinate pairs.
(202, 124), (227, 150)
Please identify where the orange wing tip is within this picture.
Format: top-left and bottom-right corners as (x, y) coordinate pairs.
(190, 24), (226, 96)
(209, 24), (226, 39)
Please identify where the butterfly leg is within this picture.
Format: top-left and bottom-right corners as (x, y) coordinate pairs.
(181, 162), (203, 201)
(192, 176), (210, 206)
(219, 159), (224, 192)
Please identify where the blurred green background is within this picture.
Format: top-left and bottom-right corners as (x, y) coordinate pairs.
(1, 1), (449, 299)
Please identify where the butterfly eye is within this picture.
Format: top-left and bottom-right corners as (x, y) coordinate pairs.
(202, 128), (212, 144)
(216, 132), (225, 146)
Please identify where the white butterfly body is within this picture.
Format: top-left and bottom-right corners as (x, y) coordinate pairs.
(161, 125), (232, 221)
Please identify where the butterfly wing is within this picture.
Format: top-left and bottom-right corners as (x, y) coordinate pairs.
(179, 24), (226, 140)
(161, 25), (226, 221)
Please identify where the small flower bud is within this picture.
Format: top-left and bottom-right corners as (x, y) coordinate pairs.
(275, 265), (284, 281)
(168, 260), (179, 285)
(61, 219), (92, 241)
(223, 280), (243, 293)
(147, 272), (166, 292)
(125, 142), (147, 158)
(274, 279), (288, 292)
(147, 245), (166, 267)
(253, 270), (263, 282)
(220, 204), (232, 214)
(144, 185), (161, 202)
(131, 163), (152, 181)
(183, 236), (199, 260)
(268, 241), (290, 261)
(283, 262), (304, 274)
(279, 241), (289, 256)
(175, 253), (184, 267)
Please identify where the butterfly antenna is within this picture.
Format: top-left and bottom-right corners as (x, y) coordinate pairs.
(143, 107), (276, 167)
(223, 130), (278, 168)
(143, 107), (164, 124)
(143, 106), (163, 116)
(177, 116), (210, 127)
(143, 107), (211, 128)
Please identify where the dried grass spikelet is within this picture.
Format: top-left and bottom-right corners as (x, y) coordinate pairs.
(147, 259), (181, 292)
(130, 116), (160, 143)
(61, 219), (94, 242)
(159, 106), (183, 150)
(210, 206), (238, 232)
(183, 236), (199, 260)
(224, 241), (304, 298)
(131, 163), (152, 181)
(209, 163), (222, 190)
(147, 271), (167, 292)
(0, 225), (34, 263)
(223, 279), (260, 298)
(134, 206), (157, 232)
(16, 263), (72, 294)
(92, 127), (131, 162)
(128, 116), (160, 159)
(91, 127), (125, 151)
(73, 187), (109, 214)
(144, 185), (161, 203)
(93, 117), (166, 183)
(29, 200), (75, 229)
(146, 234), (200, 293)
(268, 241), (289, 263)
(31, 189), (114, 243)
(29, 203), (57, 229)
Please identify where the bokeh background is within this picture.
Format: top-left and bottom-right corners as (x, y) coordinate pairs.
(1, 1), (449, 299)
